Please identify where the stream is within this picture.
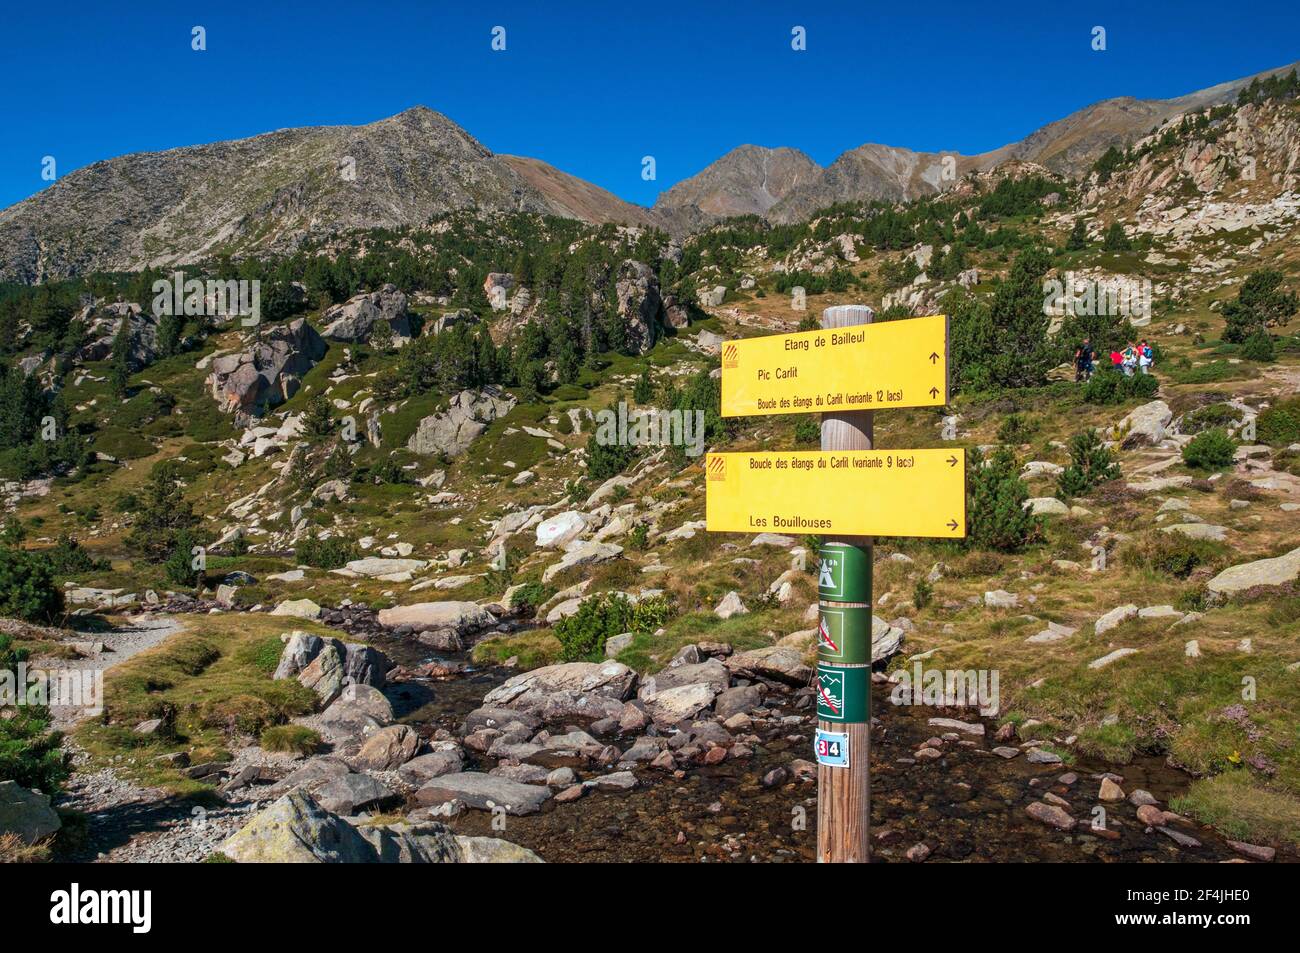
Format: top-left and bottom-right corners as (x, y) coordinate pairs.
(368, 631), (1289, 864)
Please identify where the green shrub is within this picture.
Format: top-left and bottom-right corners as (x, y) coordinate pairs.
(997, 413), (1038, 444)
(0, 548), (64, 623)
(1182, 428), (1236, 470)
(295, 537), (358, 570)
(507, 581), (549, 611)
(42, 535), (110, 576)
(1083, 369), (1158, 404)
(553, 592), (673, 662)
(1057, 428), (1121, 499)
(967, 447), (1040, 552)
(1240, 332), (1275, 362)
(1181, 402), (1240, 434)
(793, 418), (820, 444)
(259, 725), (322, 755)
(0, 634), (67, 792)
(628, 523), (650, 551)
(1122, 533), (1224, 579)
(912, 578), (933, 609)
(1257, 397), (1300, 447)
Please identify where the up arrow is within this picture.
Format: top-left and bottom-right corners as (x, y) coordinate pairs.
(928, 351), (940, 364)
(929, 386), (940, 399)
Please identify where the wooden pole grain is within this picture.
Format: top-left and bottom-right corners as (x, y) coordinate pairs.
(817, 303), (874, 863)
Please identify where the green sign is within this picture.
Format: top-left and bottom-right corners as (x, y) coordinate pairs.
(817, 605), (874, 664)
(818, 543), (872, 603)
(816, 663), (870, 723)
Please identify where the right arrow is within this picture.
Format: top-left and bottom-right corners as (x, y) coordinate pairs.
(947, 519), (959, 531)
(946, 455), (958, 467)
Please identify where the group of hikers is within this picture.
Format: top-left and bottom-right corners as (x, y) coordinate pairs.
(1073, 337), (1155, 381)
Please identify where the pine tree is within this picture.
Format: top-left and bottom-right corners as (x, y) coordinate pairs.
(1066, 218), (1088, 251)
(108, 315), (132, 397)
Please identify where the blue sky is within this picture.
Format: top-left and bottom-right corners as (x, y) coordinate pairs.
(1, 1), (1297, 211)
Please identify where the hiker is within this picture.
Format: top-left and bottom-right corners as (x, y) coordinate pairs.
(1121, 343), (1137, 377)
(1109, 349), (1123, 371)
(1138, 339), (1154, 374)
(1074, 337), (1095, 381)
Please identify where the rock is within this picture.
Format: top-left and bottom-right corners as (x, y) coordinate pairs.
(1162, 523), (1227, 542)
(1206, 546), (1300, 601)
(535, 511), (589, 549)
(218, 791), (378, 862)
(0, 780), (61, 845)
(320, 284), (411, 342)
(928, 717), (984, 736)
(1116, 400), (1172, 448)
(614, 260), (664, 354)
(1026, 749), (1063, 764)
(1025, 621), (1077, 644)
(724, 646), (812, 686)
(715, 684), (765, 719)
(592, 770), (639, 792)
(1155, 826), (1201, 849)
(455, 836), (544, 863)
(541, 542), (622, 584)
(343, 557), (427, 578)
(1094, 604), (1138, 636)
(604, 632), (634, 658)
(376, 601), (496, 634)
(1098, 777), (1126, 801)
(271, 598), (322, 620)
(644, 683), (719, 726)
(1088, 648), (1139, 670)
(992, 746), (1020, 759)
(714, 591), (748, 619)
(297, 643), (345, 706)
(484, 661), (638, 709)
(906, 842), (931, 862)
(750, 533), (796, 548)
(407, 387), (516, 457)
(1226, 840), (1275, 862)
(1026, 801), (1076, 831)
(398, 749), (465, 785)
(208, 318), (326, 415)
(312, 479), (351, 503)
(314, 772), (397, 815)
(984, 589), (1020, 609)
(1024, 497), (1069, 516)
(415, 773), (552, 815)
(352, 725), (422, 771)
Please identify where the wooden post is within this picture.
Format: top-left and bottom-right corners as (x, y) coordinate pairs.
(817, 303), (874, 863)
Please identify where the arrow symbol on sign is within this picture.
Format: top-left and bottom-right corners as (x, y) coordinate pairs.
(929, 351), (940, 364)
(817, 683), (841, 715)
(947, 519), (959, 531)
(947, 455), (958, 467)
(818, 618), (838, 653)
(929, 386), (940, 399)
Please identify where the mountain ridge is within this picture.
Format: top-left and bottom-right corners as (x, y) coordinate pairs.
(3, 60), (1298, 281)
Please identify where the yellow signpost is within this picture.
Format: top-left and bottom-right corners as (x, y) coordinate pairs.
(707, 304), (967, 864)
(720, 314), (949, 418)
(704, 449), (965, 538)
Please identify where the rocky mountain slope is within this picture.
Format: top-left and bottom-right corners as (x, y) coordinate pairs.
(653, 145), (822, 217)
(5, 62), (1300, 284)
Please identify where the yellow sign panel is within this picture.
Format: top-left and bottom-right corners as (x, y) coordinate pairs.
(720, 314), (949, 418)
(705, 449), (966, 538)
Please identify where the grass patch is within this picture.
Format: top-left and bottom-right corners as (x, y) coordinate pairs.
(1173, 773), (1300, 848)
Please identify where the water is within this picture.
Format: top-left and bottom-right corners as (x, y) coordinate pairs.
(370, 632), (1290, 863)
